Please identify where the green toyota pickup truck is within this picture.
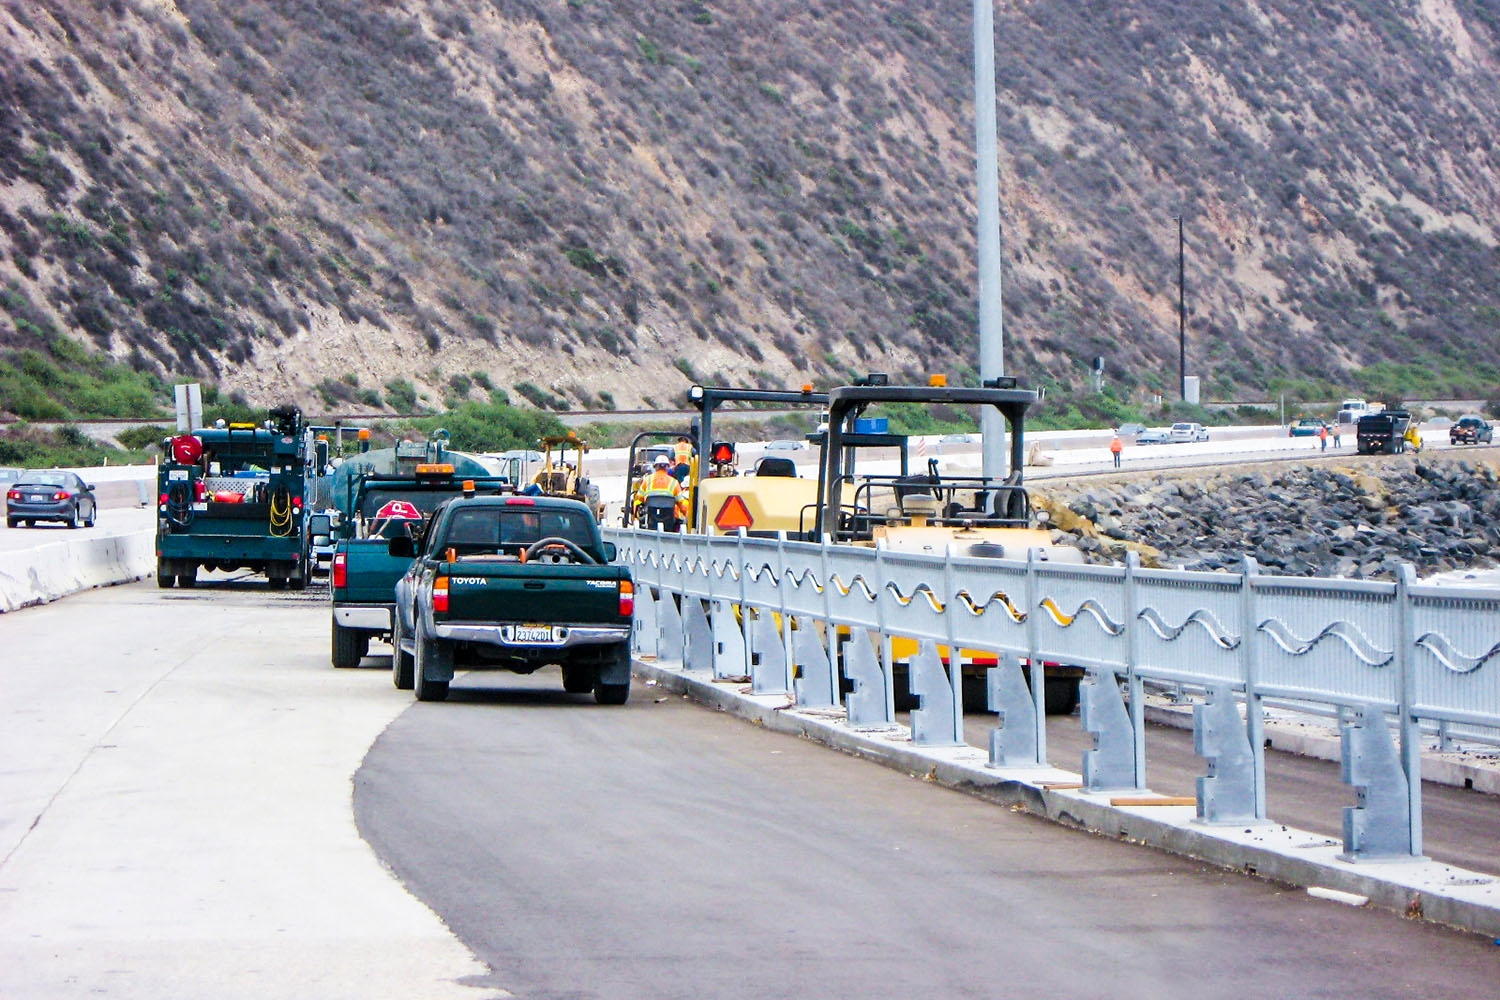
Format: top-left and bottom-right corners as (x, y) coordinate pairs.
(329, 467), (510, 668)
(390, 493), (634, 704)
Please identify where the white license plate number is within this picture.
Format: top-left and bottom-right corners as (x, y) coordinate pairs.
(28, 495), (45, 502)
(512, 625), (557, 643)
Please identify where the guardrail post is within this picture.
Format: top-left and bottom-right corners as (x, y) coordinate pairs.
(632, 584), (658, 659)
(1396, 563), (1424, 858)
(737, 528), (753, 680)
(910, 639), (961, 746)
(1339, 704), (1416, 861)
(874, 544), (897, 724)
(1025, 548), (1047, 766)
(1081, 667), (1138, 791)
(1240, 555), (1268, 819)
(989, 651), (1041, 767)
(1125, 551), (1146, 790)
(1193, 684), (1257, 824)
(819, 534), (841, 707)
(658, 589), (684, 664)
(776, 531), (796, 695)
(942, 545), (965, 739)
(844, 628), (891, 727)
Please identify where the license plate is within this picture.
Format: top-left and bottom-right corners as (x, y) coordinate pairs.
(510, 625), (558, 643)
(27, 494), (44, 502)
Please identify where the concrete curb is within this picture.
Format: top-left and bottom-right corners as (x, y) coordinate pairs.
(635, 658), (1500, 939)
(0, 528), (155, 613)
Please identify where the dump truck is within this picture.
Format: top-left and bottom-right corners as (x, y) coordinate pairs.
(1356, 410), (1422, 455)
(155, 405), (312, 589)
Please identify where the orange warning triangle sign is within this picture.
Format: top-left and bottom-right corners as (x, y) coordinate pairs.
(714, 495), (754, 531)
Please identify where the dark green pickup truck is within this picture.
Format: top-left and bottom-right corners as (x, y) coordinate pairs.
(329, 470), (510, 668)
(390, 494), (634, 704)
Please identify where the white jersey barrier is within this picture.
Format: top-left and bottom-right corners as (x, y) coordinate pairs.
(0, 529), (155, 613)
(604, 526), (1500, 863)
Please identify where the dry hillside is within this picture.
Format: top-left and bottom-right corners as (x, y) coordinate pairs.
(2, 0), (1500, 417)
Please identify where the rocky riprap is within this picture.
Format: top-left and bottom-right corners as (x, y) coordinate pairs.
(1032, 455), (1500, 580)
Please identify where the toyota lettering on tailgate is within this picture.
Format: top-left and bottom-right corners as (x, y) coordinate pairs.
(450, 577), (487, 585)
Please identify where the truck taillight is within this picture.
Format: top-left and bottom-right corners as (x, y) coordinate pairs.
(433, 576), (449, 613)
(619, 580), (634, 617)
(331, 552), (346, 589)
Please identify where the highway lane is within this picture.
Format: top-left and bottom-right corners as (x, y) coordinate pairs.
(0, 580), (489, 1000)
(357, 671), (1496, 1000)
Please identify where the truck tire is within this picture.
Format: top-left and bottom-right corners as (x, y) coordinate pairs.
(156, 565), (175, 589)
(391, 614), (415, 690)
(178, 569), (197, 588)
(594, 680), (630, 705)
(414, 622), (451, 702)
(594, 647), (631, 705)
(1044, 676), (1081, 716)
(561, 662), (596, 694)
(332, 620), (364, 668)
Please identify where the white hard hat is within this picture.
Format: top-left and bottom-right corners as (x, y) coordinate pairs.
(653, 455), (671, 467)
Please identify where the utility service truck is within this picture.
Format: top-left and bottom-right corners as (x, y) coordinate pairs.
(155, 405), (312, 589)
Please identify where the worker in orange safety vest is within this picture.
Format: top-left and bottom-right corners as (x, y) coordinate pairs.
(634, 455), (688, 523)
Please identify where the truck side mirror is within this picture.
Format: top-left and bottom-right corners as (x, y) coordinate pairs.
(601, 541), (618, 562)
(388, 536), (415, 558)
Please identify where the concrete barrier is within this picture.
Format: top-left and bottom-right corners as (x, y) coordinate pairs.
(0, 528), (154, 613)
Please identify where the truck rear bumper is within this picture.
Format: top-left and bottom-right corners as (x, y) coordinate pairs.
(335, 605), (391, 631)
(433, 623), (629, 648)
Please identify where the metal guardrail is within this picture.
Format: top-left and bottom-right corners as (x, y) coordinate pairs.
(604, 526), (1500, 862)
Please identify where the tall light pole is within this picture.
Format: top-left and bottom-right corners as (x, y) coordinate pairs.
(974, 1), (1006, 478)
(1177, 215), (1186, 400)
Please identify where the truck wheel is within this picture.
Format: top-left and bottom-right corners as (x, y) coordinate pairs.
(561, 663), (596, 694)
(594, 680), (630, 705)
(391, 615), (414, 690)
(414, 624), (451, 702)
(290, 573), (307, 591)
(178, 568), (197, 588)
(332, 620), (364, 668)
(1044, 676), (1081, 716)
(156, 566), (175, 589)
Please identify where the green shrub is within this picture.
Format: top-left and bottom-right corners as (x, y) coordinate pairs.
(116, 424), (170, 450)
(384, 378), (418, 412)
(514, 381), (565, 409)
(393, 401), (565, 453)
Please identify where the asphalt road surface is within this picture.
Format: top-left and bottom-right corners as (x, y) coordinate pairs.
(357, 670), (1498, 1000)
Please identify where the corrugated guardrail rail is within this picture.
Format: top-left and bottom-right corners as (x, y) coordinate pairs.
(604, 526), (1500, 862)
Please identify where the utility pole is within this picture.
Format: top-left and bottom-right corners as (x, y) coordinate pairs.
(1177, 215), (1186, 400)
(974, 0), (1006, 478)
